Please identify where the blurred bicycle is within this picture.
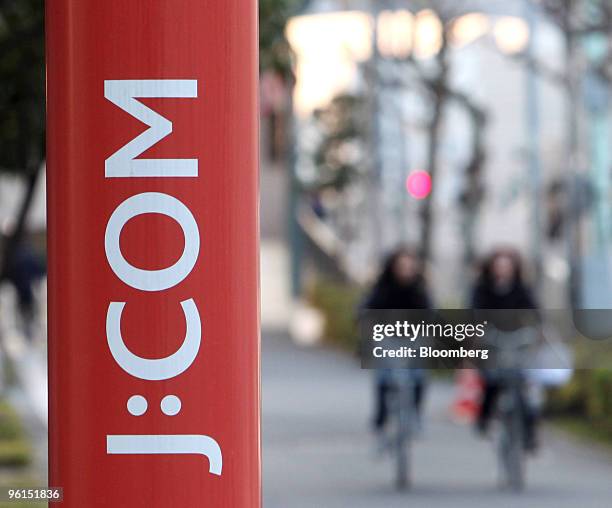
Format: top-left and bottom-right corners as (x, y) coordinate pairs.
(375, 368), (424, 491)
(359, 247), (431, 491)
(485, 326), (538, 492)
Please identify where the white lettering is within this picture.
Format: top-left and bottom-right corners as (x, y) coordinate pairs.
(104, 79), (198, 177)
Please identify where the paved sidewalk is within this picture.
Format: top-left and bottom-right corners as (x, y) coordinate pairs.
(262, 329), (612, 508)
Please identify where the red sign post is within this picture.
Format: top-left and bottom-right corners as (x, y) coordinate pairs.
(46, 2), (260, 506)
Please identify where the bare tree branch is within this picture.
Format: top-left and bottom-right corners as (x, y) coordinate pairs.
(511, 53), (569, 88)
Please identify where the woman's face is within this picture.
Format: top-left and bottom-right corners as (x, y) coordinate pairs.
(393, 253), (419, 284)
(491, 254), (516, 284)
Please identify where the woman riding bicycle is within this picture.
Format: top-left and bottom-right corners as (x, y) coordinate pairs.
(362, 246), (432, 434)
(470, 247), (539, 451)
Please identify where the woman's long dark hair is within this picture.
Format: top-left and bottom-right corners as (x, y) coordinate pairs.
(476, 247), (525, 291)
(375, 246), (425, 290)
(364, 246), (429, 310)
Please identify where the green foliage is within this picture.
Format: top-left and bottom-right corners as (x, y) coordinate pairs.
(0, 402), (21, 441)
(547, 369), (612, 442)
(308, 278), (361, 350)
(0, 400), (31, 468)
(259, 0), (301, 78)
(0, 0), (45, 174)
(311, 94), (368, 191)
(0, 440), (30, 468)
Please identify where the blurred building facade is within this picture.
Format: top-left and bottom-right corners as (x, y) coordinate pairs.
(287, 0), (612, 308)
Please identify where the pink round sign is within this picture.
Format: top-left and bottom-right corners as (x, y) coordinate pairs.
(406, 170), (432, 200)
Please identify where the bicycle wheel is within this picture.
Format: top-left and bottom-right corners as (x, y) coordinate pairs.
(394, 385), (411, 490)
(507, 408), (525, 491)
(498, 402), (525, 491)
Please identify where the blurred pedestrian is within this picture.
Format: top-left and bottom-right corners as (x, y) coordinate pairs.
(5, 240), (46, 340)
(471, 247), (536, 310)
(362, 247), (432, 434)
(470, 247), (539, 451)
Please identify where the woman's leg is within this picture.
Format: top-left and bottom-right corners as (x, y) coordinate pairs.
(477, 379), (499, 433)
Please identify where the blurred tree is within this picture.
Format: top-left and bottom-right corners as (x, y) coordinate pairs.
(0, 0), (45, 280)
(522, 1), (612, 96)
(312, 94), (368, 191)
(520, 0), (612, 302)
(259, 0), (302, 79)
(457, 100), (487, 267)
(400, 1), (487, 262)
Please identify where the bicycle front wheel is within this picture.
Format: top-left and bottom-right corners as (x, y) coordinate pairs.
(394, 393), (411, 490)
(499, 410), (525, 492)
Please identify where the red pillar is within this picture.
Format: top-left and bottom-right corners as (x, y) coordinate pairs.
(46, 2), (260, 506)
